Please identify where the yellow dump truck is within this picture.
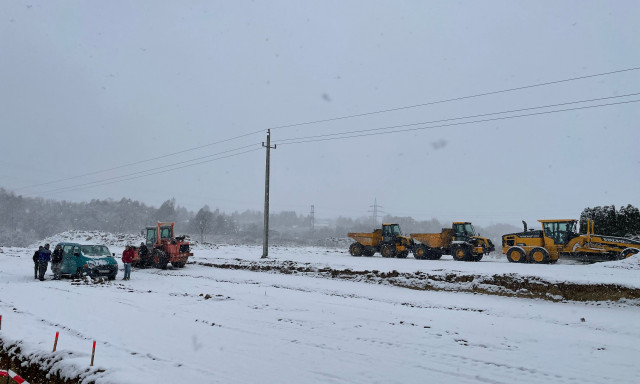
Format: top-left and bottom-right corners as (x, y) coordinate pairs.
(502, 219), (640, 264)
(410, 222), (495, 262)
(348, 223), (414, 258)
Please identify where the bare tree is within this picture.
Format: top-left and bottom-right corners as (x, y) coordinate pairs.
(192, 205), (213, 243)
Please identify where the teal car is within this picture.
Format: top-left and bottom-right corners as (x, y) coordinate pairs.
(56, 242), (119, 280)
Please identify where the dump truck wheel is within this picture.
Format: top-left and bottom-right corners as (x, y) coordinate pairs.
(171, 262), (185, 268)
(380, 244), (396, 258)
(472, 254), (483, 262)
(506, 247), (526, 263)
(426, 250), (442, 260)
(363, 246), (375, 256)
(413, 245), (427, 260)
(529, 247), (550, 264)
(397, 250), (409, 258)
(452, 245), (472, 261)
(620, 248), (639, 259)
(349, 242), (363, 256)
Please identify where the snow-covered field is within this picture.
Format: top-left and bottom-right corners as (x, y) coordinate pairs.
(1, 232), (639, 383)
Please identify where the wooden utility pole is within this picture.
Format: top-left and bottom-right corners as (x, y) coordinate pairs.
(262, 129), (276, 258)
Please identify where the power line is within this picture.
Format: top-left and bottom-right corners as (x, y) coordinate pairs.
(29, 145), (262, 197)
(267, 66), (640, 131)
(28, 97), (638, 198)
(14, 130), (265, 192)
(14, 66), (638, 193)
(274, 92), (640, 144)
(274, 99), (640, 146)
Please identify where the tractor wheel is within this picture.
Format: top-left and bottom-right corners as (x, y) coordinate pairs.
(171, 262), (185, 268)
(380, 244), (396, 258)
(452, 244), (472, 261)
(349, 242), (364, 257)
(620, 248), (639, 260)
(472, 254), (483, 262)
(152, 249), (169, 269)
(363, 246), (376, 257)
(529, 247), (550, 264)
(397, 250), (409, 259)
(506, 247), (527, 263)
(413, 245), (427, 260)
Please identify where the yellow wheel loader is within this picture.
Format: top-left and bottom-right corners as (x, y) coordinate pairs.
(502, 219), (640, 264)
(348, 223), (414, 258)
(410, 222), (495, 262)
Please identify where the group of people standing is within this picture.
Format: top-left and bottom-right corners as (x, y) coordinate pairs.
(32, 243), (63, 281)
(32, 242), (149, 281)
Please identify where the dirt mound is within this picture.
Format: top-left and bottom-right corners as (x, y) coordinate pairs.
(199, 259), (640, 303)
(30, 230), (144, 249)
(0, 339), (96, 384)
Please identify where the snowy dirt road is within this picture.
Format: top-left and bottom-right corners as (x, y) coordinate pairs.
(0, 244), (639, 384)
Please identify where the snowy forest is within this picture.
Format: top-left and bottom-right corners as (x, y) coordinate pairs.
(1, 188), (637, 247)
(579, 205), (640, 237)
(0, 188), (471, 247)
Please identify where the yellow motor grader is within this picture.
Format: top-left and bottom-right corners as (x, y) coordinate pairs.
(348, 223), (414, 258)
(502, 219), (640, 264)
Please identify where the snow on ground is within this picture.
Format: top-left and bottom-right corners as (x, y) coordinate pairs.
(1, 235), (639, 383)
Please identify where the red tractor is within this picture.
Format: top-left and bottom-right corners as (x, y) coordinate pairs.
(133, 222), (193, 269)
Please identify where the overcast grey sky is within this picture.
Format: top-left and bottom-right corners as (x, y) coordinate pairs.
(1, 1), (639, 226)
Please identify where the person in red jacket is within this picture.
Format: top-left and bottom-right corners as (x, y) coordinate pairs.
(122, 245), (134, 280)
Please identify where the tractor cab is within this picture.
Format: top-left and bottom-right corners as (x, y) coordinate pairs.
(145, 227), (157, 248)
(539, 220), (578, 246)
(145, 222), (175, 248)
(453, 222), (476, 240)
(382, 223), (403, 242)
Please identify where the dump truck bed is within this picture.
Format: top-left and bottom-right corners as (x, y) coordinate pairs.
(410, 228), (454, 248)
(348, 229), (382, 247)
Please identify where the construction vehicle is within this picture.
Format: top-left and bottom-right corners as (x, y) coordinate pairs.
(502, 219), (640, 264)
(348, 223), (415, 258)
(132, 222), (193, 269)
(410, 222), (495, 261)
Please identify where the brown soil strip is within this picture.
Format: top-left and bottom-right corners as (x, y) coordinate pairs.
(199, 260), (640, 303)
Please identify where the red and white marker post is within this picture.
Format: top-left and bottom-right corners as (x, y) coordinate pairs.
(90, 341), (96, 366)
(52, 332), (59, 352)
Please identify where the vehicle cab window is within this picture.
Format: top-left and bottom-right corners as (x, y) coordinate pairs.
(160, 227), (172, 239)
(146, 229), (157, 246)
(543, 222), (573, 245)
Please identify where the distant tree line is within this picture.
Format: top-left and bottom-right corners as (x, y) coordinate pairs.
(579, 204), (640, 238)
(0, 188), (376, 247)
(0, 187), (524, 247)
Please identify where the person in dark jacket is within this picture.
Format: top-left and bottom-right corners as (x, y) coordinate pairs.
(138, 242), (149, 267)
(38, 244), (52, 281)
(33, 246), (43, 279)
(122, 245), (134, 280)
(51, 244), (64, 280)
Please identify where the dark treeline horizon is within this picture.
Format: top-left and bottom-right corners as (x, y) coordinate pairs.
(0, 188), (533, 247)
